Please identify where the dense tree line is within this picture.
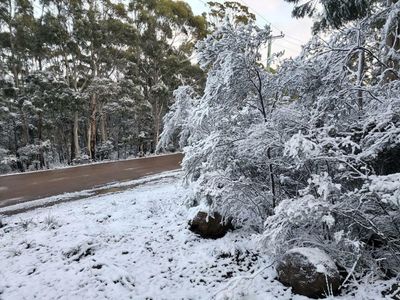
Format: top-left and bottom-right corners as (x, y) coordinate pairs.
(160, 0), (400, 294)
(0, 0), (206, 173)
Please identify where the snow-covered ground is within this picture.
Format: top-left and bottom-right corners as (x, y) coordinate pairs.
(0, 173), (393, 299)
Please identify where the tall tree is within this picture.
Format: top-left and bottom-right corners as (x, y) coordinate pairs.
(127, 0), (206, 152)
(0, 0), (207, 172)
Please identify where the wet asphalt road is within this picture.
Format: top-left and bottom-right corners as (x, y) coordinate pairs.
(0, 153), (183, 209)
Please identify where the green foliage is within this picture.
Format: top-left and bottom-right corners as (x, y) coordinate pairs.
(207, 1), (255, 28)
(285, 0), (377, 32)
(0, 0), (206, 171)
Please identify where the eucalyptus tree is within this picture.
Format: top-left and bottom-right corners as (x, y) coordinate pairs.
(207, 1), (256, 29)
(0, 0), (37, 151)
(126, 0), (206, 152)
(0, 0), (207, 171)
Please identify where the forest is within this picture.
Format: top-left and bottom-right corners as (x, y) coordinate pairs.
(0, 0), (207, 173)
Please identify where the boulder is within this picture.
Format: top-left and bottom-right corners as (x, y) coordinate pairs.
(276, 247), (342, 299)
(189, 211), (232, 239)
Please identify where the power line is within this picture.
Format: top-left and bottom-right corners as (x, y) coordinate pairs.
(237, 0), (305, 45)
(192, 0), (301, 54)
(280, 37), (304, 47)
(274, 42), (300, 53)
(285, 35), (306, 44)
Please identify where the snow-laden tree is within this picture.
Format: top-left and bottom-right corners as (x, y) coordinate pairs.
(159, 1), (400, 282)
(157, 86), (198, 151)
(159, 22), (285, 228)
(261, 4), (400, 278)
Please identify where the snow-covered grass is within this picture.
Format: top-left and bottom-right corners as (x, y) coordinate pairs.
(0, 173), (394, 299)
(0, 173), (279, 299)
(0, 170), (181, 214)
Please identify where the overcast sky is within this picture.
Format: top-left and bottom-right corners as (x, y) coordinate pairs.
(184, 0), (314, 59)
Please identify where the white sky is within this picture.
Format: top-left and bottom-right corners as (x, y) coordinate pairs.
(31, 0), (313, 60)
(184, 0), (314, 59)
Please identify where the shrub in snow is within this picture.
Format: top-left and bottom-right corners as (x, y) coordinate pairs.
(157, 86), (198, 151)
(263, 194), (336, 257)
(159, 1), (400, 290)
(261, 5), (400, 281)
(160, 22), (280, 229)
(43, 215), (60, 230)
(96, 140), (114, 160)
(0, 147), (12, 174)
(276, 247), (342, 298)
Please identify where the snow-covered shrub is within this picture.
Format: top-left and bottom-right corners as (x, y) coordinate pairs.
(0, 147), (12, 174)
(17, 141), (51, 171)
(158, 1), (400, 282)
(96, 140), (114, 160)
(157, 86), (198, 151)
(181, 23), (280, 229)
(160, 22), (281, 229)
(261, 5), (400, 278)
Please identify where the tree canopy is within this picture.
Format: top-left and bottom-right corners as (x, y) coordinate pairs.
(0, 0), (207, 171)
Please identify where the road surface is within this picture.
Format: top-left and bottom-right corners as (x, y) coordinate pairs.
(0, 153), (183, 209)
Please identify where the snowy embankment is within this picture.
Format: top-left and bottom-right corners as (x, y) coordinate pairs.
(0, 173), (392, 299)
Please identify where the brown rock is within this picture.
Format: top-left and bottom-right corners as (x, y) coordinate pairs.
(189, 211), (232, 239)
(276, 247), (342, 299)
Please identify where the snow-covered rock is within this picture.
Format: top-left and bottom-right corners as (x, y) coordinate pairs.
(276, 247), (342, 298)
(189, 211), (233, 239)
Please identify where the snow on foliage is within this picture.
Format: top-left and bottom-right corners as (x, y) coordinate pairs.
(158, 86), (198, 151)
(284, 132), (321, 164)
(368, 174), (400, 206)
(159, 0), (400, 291)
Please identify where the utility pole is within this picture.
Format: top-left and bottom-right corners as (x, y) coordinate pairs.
(266, 32), (285, 71)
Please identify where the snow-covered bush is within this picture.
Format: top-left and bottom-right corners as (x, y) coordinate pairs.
(0, 147), (13, 174)
(17, 141), (51, 171)
(96, 140), (114, 160)
(261, 3), (400, 278)
(157, 86), (198, 151)
(159, 0), (400, 283)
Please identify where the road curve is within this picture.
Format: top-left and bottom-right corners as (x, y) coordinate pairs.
(0, 153), (183, 209)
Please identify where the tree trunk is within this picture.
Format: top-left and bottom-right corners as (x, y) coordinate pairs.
(8, 0), (19, 89)
(99, 103), (107, 143)
(38, 111), (45, 168)
(153, 99), (163, 151)
(20, 108), (30, 146)
(252, 67), (276, 209)
(87, 93), (97, 160)
(73, 111), (80, 159)
(384, 0), (399, 81)
(356, 28), (365, 111)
